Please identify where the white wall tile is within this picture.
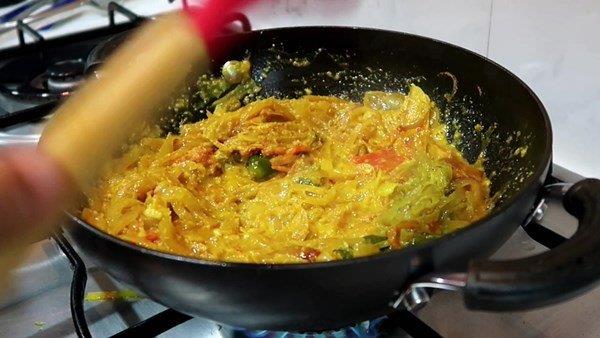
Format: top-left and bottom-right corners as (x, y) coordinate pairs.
(246, 0), (492, 55)
(488, 0), (600, 177)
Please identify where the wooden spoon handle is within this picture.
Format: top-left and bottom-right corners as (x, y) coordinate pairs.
(39, 13), (208, 191)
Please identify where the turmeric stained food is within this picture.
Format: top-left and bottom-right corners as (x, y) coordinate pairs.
(82, 85), (491, 263)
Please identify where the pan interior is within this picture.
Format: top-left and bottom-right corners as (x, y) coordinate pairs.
(159, 27), (549, 211)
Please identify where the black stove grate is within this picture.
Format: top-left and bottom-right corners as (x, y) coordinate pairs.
(12, 2), (144, 48)
(15, 18), (44, 46)
(52, 227), (443, 337)
(0, 1), (147, 127)
(106, 2), (143, 27)
(0, 0), (252, 128)
(52, 231), (92, 338)
(109, 309), (192, 338)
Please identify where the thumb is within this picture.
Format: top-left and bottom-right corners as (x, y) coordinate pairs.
(0, 147), (72, 278)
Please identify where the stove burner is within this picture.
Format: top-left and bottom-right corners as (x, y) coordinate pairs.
(0, 56), (87, 102)
(46, 59), (85, 93)
(231, 319), (384, 338)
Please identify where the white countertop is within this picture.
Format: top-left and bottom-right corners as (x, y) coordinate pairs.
(2, 0), (598, 177)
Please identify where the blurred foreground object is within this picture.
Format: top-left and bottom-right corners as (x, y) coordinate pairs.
(39, 0), (255, 191)
(39, 11), (208, 191)
(0, 148), (70, 295)
(0, 0), (254, 290)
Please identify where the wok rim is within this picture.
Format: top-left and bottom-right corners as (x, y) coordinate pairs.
(66, 25), (553, 270)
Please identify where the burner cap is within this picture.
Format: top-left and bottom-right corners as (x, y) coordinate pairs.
(47, 60), (85, 79)
(46, 59), (85, 93)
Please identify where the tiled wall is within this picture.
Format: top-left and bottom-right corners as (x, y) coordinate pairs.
(488, 0), (600, 178)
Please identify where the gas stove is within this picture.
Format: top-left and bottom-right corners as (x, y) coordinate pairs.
(0, 3), (598, 338)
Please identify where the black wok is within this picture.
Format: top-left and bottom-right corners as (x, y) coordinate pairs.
(64, 27), (600, 332)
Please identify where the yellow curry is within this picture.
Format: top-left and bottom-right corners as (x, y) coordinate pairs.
(83, 84), (490, 263)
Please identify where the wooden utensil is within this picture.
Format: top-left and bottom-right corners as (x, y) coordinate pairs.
(39, 0), (255, 191)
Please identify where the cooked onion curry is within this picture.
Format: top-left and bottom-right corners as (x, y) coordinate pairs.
(82, 62), (491, 264)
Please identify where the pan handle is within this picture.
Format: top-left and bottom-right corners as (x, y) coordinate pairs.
(464, 178), (600, 310)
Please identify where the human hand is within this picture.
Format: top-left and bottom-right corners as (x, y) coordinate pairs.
(0, 147), (70, 290)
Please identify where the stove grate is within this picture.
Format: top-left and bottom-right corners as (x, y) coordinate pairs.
(51, 226), (444, 337)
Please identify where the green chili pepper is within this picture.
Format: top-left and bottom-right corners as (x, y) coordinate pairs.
(333, 248), (354, 260)
(363, 235), (388, 244)
(247, 155), (274, 181)
(412, 233), (438, 245)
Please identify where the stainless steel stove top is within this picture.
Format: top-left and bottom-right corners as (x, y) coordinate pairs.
(0, 156), (595, 337)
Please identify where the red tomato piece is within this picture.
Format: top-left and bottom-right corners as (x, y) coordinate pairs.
(146, 233), (160, 243)
(353, 149), (405, 171)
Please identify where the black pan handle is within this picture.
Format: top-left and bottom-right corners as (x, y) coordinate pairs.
(464, 178), (600, 311)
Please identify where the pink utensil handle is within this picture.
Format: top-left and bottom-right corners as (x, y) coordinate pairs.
(184, 0), (258, 42)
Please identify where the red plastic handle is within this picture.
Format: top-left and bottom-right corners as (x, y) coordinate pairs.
(184, 0), (257, 42)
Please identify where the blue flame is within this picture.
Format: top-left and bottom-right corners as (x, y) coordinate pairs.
(235, 318), (384, 338)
